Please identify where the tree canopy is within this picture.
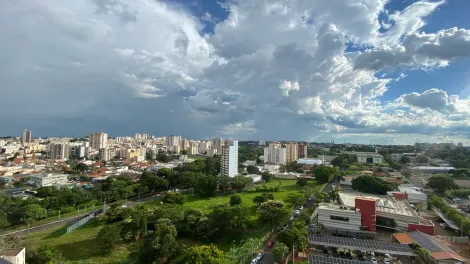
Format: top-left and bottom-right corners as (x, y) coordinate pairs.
(427, 175), (457, 193)
(313, 165), (336, 183)
(351, 176), (397, 195)
(257, 200), (289, 229)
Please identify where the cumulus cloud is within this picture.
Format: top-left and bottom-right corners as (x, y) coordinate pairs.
(0, 0), (469, 143)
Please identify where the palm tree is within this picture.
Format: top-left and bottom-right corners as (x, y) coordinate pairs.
(327, 189), (339, 204)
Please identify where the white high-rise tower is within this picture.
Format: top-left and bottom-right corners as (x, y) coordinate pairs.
(221, 140), (238, 177)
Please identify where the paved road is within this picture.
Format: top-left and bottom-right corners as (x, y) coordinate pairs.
(0, 195), (161, 237)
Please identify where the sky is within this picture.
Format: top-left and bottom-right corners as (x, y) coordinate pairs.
(1, 0), (470, 145)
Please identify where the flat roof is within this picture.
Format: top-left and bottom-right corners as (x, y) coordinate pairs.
(432, 208), (460, 230)
(393, 233), (414, 244)
(408, 231), (457, 254)
(339, 192), (419, 218)
(309, 234), (416, 256)
(309, 255), (365, 264)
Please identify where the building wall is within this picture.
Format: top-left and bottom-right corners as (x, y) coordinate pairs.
(318, 207), (362, 231)
(298, 144), (308, 158)
(264, 146), (286, 164)
(408, 223), (434, 235)
(355, 198), (376, 231)
(221, 140), (238, 177)
(89, 132), (108, 150)
(285, 143), (298, 163)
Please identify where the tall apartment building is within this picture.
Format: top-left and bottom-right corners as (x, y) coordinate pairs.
(181, 139), (190, 150)
(284, 142), (298, 163)
(212, 138), (223, 154)
(198, 141), (211, 154)
(49, 143), (69, 160)
(89, 132), (108, 150)
(22, 129), (32, 145)
(264, 145), (286, 164)
(298, 143), (308, 158)
(221, 140), (238, 177)
(167, 135), (181, 147)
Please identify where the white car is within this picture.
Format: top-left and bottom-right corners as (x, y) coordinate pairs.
(251, 258), (258, 264)
(294, 210), (300, 215)
(256, 253), (264, 260)
(384, 253), (391, 261)
(383, 260), (391, 264)
(299, 206), (304, 210)
(370, 257), (377, 264)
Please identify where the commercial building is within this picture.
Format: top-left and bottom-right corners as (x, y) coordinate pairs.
(0, 248), (25, 264)
(298, 143), (308, 158)
(28, 173), (68, 187)
(284, 142), (298, 163)
(316, 203), (362, 232)
(22, 129), (31, 146)
(89, 132), (108, 150)
(49, 143), (69, 160)
(264, 144), (286, 164)
(357, 153), (383, 164)
(221, 140), (238, 177)
(397, 185), (427, 208)
(297, 158), (322, 166)
(336, 192), (433, 233)
(411, 166), (455, 173)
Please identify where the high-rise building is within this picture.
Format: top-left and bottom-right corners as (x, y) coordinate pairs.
(221, 140), (238, 177)
(49, 143), (69, 160)
(259, 140), (265, 146)
(298, 143), (308, 158)
(284, 142), (299, 163)
(458, 142), (463, 148)
(89, 132), (108, 150)
(212, 138), (223, 154)
(264, 145), (286, 164)
(167, 135), (181, 147)
(23, 129), (32, 145)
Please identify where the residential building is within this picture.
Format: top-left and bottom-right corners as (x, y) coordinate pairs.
(29, 173), (68, 187)
(49, 143), (69, 160)
(22, 129), (31, 146)
(188, 146), (198, 155)
(99, 148), (111, 162)
(181, 139), (190, 150)
(166, 135), (181, 148)
(212, 138), (223, 154)
(221, 140), (238, 177)
(198, 141), (211, 153)
(284, 142), (298, 163)
(89, 132), (108, 150)
(264, 145), (286, 164)
(458, 142), (463, 148)
(258, 140), (265, 146)
(0, 248), (25, 264)
(298, 143), (308, 158)
(72, 146), (86, 159)
(207, 148), (217, 157)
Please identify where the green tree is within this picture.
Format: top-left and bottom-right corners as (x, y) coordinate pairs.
(129, 218), (178, 264)
(399, 156), (411, 164)
(253, 195), (268, 205)
(140, 171), (169, 192)
(427, 175), (457, 193)
(26, 244), (65, 264)
(97, 223), (122, 254)
(208, 205), (250, 239)
(261, 171), (273, 182)
(157, 168), (173, 179)
(156, 153), (170, 163)
(272, 242), (289, 263)
(229, 195), (242, 206)
(331, 155), (350, 169)
(231, 175), (253, 192)
(288, 192), (307, 207)
(162, 192), (187, 205)
(21, 204), (47, 232)
(415, 155), (429, 164)
(146, 149), (155, 161)
(120, 207), (149, 241)
(194, 174), (218, 197)
(0, 210), (9, 228)
(276, 221), (308, 251)
(315, 191), (328, 202)
(172, 244), (224, 264)
(296, 178), (308, 187)
(313, 166), (336, 183)
(217, 175), (232, 193)
(246, 165), (260, 174)
(257, 200), (289, 229)
(351, 176), (397, 195)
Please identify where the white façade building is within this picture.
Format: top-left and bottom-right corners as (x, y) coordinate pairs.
(28, 173), (68, 187)
(315, 203), (362, 232)
(221, 140), (238, 177)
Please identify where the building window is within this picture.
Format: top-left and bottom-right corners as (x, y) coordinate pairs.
(330, 215), (349, 222)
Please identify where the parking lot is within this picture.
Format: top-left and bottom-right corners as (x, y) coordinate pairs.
(310, 246), (409, 264)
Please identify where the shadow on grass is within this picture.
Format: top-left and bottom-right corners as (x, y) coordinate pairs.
(55, 238), (101, 261)
(44, 225), (67, 239)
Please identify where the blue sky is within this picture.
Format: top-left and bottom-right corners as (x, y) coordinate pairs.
(0, 0), (469, 144)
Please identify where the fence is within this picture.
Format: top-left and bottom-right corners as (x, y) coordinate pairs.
(435, 235), (469, 244)
(66, 209), (104, 233)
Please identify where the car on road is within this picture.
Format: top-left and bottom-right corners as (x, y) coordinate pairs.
(384, 260), (390, 264)
(289, 216), (294, 222)
(266, 240), (274, 248)
(323, 249), (329, 256)
(370, 256), (377, 264)
(345, 252), (352, 259)
(256, 252), (264, 260)
(357, 254), (364, 261)
(251, 258), (258, 264)
(294, 210), (300, 215)
(299, 206), (303, 210)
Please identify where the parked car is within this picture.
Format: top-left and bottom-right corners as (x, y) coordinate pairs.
(289, 216), (294, 222)
(256, 252), (264, 260)
(345, 252), (352, 259)
(309, 223), (317, 228)
(299, 206), (304, 210)
(266, 240), (274, 248)
(251, 259), (258, 264)
(440, 223), (447, 228)
(370, 257), (377, 264)
(323, 249), (329, 256)
(358, 254), (364, 261)
(339, 252), (346, 258)
(294, 210), (300, 215)
(383, 260), (390, 264)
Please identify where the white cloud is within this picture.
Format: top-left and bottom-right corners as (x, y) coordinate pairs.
(0, 0), (469, 143)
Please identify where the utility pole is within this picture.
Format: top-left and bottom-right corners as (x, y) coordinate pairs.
(292, 245), (295, 264)
(77, 205), (80, 214)
(58, 210), (61, 220)
(103, 198), (107, 212)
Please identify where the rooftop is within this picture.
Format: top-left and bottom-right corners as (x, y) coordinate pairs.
(339, 191), (418, 218)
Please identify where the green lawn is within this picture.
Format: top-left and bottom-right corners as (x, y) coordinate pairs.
(22, 218), (129, 264)
(22, 179), (321, 263)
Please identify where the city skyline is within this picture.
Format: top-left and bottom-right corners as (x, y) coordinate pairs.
(1, 0), (470, 145)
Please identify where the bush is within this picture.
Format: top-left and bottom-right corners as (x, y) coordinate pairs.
(229, 195), (242, 206)
(96, 223), (122, 255)
(162, 192), (187, 205)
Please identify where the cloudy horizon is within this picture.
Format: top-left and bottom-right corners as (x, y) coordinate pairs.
(1, 0), (470, 145)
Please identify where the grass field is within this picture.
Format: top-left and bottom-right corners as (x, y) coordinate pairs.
(22, 179), (322, 263)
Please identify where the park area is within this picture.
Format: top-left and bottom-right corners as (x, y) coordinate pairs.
(21, 179), (323, 263)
